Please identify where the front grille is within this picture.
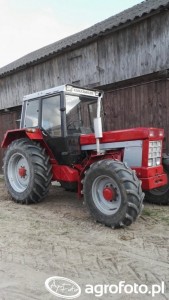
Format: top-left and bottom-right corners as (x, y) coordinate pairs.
(148, 141), (162, 167)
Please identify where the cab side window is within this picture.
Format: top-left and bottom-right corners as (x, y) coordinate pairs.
(24, 99), (39, 127)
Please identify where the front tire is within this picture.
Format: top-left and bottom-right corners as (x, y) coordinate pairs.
(83, 160), (144, 227)
(3, 138), (52, 204)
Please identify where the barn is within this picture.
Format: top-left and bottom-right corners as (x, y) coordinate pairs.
(0, 0), (169, 170)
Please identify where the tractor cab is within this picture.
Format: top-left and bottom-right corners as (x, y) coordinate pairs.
(21, 85), (104, 164)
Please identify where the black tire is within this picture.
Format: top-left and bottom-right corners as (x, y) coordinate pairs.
(83, 159), (144, 227)
(144, 154), (169, 205)
(3, 138), (52, 204)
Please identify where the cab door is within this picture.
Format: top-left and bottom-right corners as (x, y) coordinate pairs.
(41, 93), (80, 165)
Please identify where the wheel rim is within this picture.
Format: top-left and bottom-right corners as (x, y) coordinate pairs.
(92, 175), (121, 215)
(7, 153), (30, 193)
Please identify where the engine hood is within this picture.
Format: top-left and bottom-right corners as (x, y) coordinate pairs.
(80, 127), (164, 146)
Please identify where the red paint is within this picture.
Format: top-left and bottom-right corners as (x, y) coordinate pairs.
(142, 139), (149, 167)
(140, 174), (167, 190)
(52, 164), (79, 182)
(1, 128), (43, 148)
(134, 165), (165, 178)
(134, 166), (167, 190)
(103, 187), (115, 201)
(18, 166), (27, 178)
(1, 129), (28, 148)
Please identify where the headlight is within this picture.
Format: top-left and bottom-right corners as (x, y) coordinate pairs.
(148, 159), (153, 167)
(156, 158), (161, 165)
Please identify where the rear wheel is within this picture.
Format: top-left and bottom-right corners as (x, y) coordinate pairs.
(83, 159), (144, 227)
(3, 138), (52, 204)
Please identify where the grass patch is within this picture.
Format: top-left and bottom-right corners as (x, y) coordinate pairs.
(160, 216), (169, 225)
(142, 209), (152, 217)
(142, 206), (169, 225)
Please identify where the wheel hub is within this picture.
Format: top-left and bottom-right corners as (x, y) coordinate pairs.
(7, 153), (30, 193)
(18, 166), (27, 178)
(103, 187), (115, 202)
(92, 175), (121, 215)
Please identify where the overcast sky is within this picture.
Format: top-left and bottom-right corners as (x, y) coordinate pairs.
(0, 0), (142, 68)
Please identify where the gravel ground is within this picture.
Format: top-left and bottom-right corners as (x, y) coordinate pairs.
(0, 179), (168, 300)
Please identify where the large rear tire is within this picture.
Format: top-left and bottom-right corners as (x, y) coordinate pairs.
(144, 154), (169, 205)
(83, 159), (144, 227)
(3, 138), (52, 204)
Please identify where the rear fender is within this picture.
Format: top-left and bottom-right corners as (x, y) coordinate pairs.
(1, 128), (44, 148)
(1, 128), (56, 160)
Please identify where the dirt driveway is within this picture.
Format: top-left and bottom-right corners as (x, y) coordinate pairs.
(0, 179), (168, 300)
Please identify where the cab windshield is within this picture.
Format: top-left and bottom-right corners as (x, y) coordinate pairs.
(66, 94), (101, 134)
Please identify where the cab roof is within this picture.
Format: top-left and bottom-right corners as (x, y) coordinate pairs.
(23, 84), (103, 101)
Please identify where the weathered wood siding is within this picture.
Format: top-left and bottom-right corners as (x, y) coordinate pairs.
(0, 108), (21, 171)
(103, 79), (169, 151)
(0, 11), (169, 109)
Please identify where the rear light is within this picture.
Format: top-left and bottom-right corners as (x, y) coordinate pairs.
(148, 141), (162, 166)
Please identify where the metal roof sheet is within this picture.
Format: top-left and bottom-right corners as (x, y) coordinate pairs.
(0, 0), (169, 78)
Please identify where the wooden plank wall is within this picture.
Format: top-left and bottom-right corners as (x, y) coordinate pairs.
(103, 79), (169, 150)
(0, 10), (169, 110)
(0, 108), (21, 172)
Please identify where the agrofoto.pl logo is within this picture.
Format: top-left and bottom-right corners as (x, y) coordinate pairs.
(45, 276), (165, 299)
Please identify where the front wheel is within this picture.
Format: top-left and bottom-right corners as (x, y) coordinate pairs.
(3, 138), (52, 204)
(83, 160), (144, 227)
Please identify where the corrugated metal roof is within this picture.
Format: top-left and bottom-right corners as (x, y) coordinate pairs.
(0, 0), (169, 78)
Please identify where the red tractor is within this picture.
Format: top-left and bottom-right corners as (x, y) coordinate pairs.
(1, 85), (168, 227)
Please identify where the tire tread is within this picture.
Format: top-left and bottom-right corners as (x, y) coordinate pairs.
(3, 138), (52, 204)
(84, 159), (144, 227)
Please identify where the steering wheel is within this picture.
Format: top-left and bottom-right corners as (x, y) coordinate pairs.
(39, 126), (51, 137)
(67, 121), (80, 130)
